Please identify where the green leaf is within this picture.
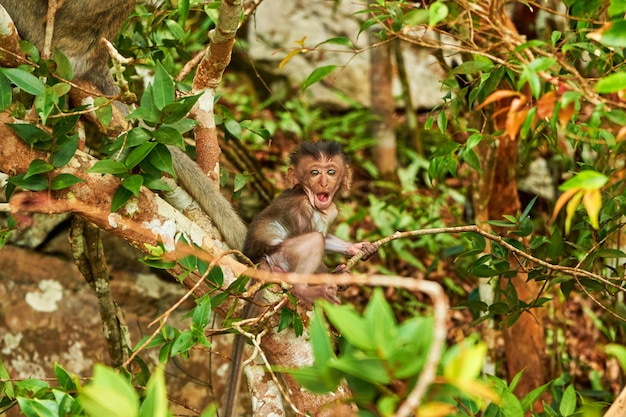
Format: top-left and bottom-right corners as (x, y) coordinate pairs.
(178, 0), (190, 25)
(53, 48), (73, 81)
(78, 364), (139, 417)
(0, 359), (15, 398)
(50, 173), (84, 190)
(559, 384), (577, 416)
(315, 37), (354, 49)
(606, 344), (626, 372)
(521, 381), (551, 411)
(224, 118), (242, 140)
(126, 128), (153, 147)
(364, 289), (396, 359)
(192, 295), (212, 329)
(0, 72), (12, 111)
(121, 175), (144, 197)
(7, 173), (48, 191)
(153, 62), (175, 111)
(165, 19), (186, 41)
(52, 135), (79, 167)
(111, 186), (134, 212)
(126, 142), (156, 169)
(558, 170), (608, 191)
(323, 303), (372, 351)
(0, 68), (45, 96)
(310, 305), (335, 367)
(302, 65), (337, 90)
(35, 86), (58, 125)
(428, 1), (449, 26)
(17, 397), (58, 417)
(404, 8), (430, 26)
(89, 160), (128, 175)
(153, 125), (183, 146)
(289, 364), (340, 393)
(138, 367), (168, 417)
(161, 94), (200, 124)
(94, 97), (113, 127)
(451, 60), (494, 74)
(596, 72), (626, 93)
(8, 123), (53, 146)
(597, 19), (626, 47)
(54, 362), (76, 392)
(171, 330), (194, 357)
(278, 308), (294, 332)
(149, 144), (175, 177)
(331, 356), (390, 384)
(25, 159), (53, 179)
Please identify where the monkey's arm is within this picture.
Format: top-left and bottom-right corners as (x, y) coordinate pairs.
(325, 234), (378, 258)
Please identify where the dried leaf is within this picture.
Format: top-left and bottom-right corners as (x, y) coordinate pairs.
(474, 89), (522, 111)
(505, 102), (528, 140)
(558, 101), (576, 129)
(536, 91), (556, 120)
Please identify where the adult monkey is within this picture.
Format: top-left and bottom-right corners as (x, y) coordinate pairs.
(222, 141), (378, 417)
(0, 0), (248, 250)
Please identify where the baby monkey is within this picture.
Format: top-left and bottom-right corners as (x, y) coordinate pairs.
(243, 141), (377, 305)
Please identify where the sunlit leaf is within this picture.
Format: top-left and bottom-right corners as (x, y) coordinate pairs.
(428, 1), (448, 26)
(78, 365), (139, 417)
(565, 190), (584, 235)
(588, 20), (626, 48)
(302, 65), (337, 90)
(559, 170), (608, 191)
(417, 402), (457, 417)
(0, 68), (45, 96)
(582, 188), (602, 229)
(138, 367), (168, 417)
(596, 72), (626, 93)
(559, 384), (577, 417)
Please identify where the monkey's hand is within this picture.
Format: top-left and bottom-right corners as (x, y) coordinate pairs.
(349, 241), (378, 261)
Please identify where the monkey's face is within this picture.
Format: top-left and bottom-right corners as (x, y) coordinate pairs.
(294, 154), (346, 211)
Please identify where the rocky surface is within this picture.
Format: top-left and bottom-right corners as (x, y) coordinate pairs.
(0, 228), (234, 415)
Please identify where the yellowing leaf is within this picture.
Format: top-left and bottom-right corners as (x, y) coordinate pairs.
(279, 49), (303, 70)
(417, 402), (457, 417)
(565, 190), (584, 235)
(550, 187), (578, 224)
(583, 189), (602, 229)
(451, 379), (501, 404)
(444, 342), (487, 381)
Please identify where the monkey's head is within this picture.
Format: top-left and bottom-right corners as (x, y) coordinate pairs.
(287, 141), (351, 211)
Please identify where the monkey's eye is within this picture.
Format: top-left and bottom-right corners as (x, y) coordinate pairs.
(310, 169), (320, 176)
(328, 169), (336, 176)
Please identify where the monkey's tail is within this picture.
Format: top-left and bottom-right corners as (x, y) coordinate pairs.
(168, 145), (247, 251)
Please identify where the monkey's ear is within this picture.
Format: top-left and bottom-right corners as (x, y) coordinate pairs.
(287, 166), (299, 187)
(343, 165), (353, 191)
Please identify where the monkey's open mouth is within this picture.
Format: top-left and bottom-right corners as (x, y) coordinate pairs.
(317, 193), (330, 203)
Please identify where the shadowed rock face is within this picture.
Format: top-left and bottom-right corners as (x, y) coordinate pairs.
(0, 237), (235, 415)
